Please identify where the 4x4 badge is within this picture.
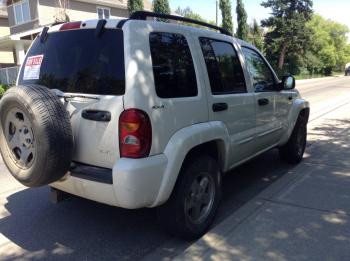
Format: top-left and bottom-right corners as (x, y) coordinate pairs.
(152, 105), (165, 110)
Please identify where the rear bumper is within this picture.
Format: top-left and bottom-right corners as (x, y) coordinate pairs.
(50, 154), (168, 209)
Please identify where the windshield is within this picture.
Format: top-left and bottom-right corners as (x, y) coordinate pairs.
(18, 29), (125, 95)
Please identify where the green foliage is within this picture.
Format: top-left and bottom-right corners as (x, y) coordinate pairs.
(0, 84), (9, 98)
(305, 15), (350, 75)
(127, 0), (144, 15)
(236, 0), (249, 41)
(153, 0), (170, 21)
(248, 19), (264, 51)
(261, 0), (313, 74)
(175, 7), (215, 28)
(219, 0), (233, 35)
(175, 7), (203, 22)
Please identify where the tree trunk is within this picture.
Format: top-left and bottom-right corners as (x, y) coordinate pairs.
(278, 42), (287, 70)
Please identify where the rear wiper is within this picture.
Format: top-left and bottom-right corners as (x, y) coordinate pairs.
(95, 19), (107, 37)
(51, 89), (100, 101)
(59, 94), (100, 101)
(40, 27), (49, 43)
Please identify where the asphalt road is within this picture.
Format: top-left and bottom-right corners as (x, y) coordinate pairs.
(0, 76), (349, 261)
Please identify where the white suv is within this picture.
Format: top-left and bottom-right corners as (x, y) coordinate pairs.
(0, 12), (309, 239)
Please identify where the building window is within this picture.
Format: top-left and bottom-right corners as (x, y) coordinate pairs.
(97, 7), (110, 19)
(14, 0), (30, 25)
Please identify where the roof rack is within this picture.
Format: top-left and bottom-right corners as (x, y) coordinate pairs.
(129, 11), (232, 36)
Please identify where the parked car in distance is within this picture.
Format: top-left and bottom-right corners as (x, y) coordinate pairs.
(0, 11), (310, 240)
(345, 66), (350, 76)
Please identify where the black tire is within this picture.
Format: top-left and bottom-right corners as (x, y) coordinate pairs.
(0, 85), (73, 187)
(157, 155), (222, 240)
(279, 116), (307, 164)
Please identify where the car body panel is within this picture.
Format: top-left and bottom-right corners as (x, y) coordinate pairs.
(20, 18), (309, 209)
(122, 20), (209, 156)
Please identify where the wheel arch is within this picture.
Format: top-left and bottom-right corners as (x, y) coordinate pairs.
(182, 140), (226, 172)
(151, 122), (230, 207)
(299, 107), (310, 123)
(279, 99), (310, 146)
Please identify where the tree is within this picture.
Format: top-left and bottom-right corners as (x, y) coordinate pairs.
(261, 0), (313, 73)
(153, 0), (171, 21)
(236, 0), (249, 40)
(127, 0), (144, 15)
(55, 0), (70, 22)
(175, 7), (204, 21)
(219, 0), (233, 35)
(302, 51), (321, 76)
(175, 7), (215, 28)
(248, 19), (264, 51)
(305, 14), (350, 75)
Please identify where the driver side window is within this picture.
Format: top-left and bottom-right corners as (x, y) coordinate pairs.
(242, 47), (276, 92)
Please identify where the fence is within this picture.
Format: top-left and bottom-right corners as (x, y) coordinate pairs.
(0, 66), (20, 85)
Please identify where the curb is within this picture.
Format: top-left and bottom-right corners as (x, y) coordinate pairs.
(296, 75), (343, 84)
(173, 161), (314, 260)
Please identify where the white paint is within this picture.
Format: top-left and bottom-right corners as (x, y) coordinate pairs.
(26, 18), (309, 209)
(14, 41), (25, 65)
(23, 54), (43, 80)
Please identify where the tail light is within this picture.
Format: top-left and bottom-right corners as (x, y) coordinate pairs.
(119, 109), (152, 158)
(59, 21), (82, 31)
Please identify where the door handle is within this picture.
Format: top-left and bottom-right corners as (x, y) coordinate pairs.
(212, 103), (228, 112)
(82, 110), (111, 122)
(258, 98), (269, 106)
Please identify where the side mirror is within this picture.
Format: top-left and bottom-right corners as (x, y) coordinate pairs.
(281, 75), (295, 90)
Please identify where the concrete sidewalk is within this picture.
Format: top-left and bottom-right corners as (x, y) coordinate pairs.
(175, 103), (350, 261)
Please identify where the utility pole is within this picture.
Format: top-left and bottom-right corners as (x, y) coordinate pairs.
(216, 0), (219, 26)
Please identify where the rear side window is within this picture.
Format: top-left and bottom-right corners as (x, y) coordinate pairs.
(18, 29), (125, 95)
(199, 38), (246, 95)
(149, 32), (198, 98)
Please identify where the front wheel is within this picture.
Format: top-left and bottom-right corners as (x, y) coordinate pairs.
(157, 155), (222, 240)
(279, 117), (307, 164)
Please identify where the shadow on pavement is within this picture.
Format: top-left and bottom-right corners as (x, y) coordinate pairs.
(1, 187), (166, 260)
(1, 132), (326, 260)
(177, 118), (350, 261)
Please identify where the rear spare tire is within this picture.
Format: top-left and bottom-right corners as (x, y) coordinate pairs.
(0, 85), (73, 187)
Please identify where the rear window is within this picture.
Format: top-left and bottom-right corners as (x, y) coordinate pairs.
(18, 29), (125, 95)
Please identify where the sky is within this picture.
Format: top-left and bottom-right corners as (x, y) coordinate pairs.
(169, 0), (350, 37)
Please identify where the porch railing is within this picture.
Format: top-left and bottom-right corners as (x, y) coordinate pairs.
(0, 66), (20, 86)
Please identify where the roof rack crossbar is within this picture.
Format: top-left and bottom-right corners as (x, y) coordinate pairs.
(129, 11), (232, 36)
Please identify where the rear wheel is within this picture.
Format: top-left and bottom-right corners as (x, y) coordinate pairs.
(279, 116), (307, 164)
(157, 155), (221, 240)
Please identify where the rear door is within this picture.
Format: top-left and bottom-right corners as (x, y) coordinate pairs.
(17, 28), (126, 169)
(122, 22), (209, 156)
(197, 37), (256, 166)
(241, 47), (282, 151)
